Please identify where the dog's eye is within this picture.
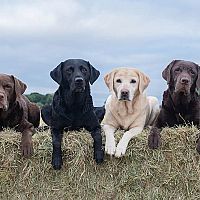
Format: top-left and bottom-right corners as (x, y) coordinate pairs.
(81, 67), (87, 73)
(4, 84), (12, 89)
(130, 79), (136, 84)
(175, 68), (181, 72)
(190, 70), (195, 75)
(66, 68), (73, 74)
(116, 79), (122, 83)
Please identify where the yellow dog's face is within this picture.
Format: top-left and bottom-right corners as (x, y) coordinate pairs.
(104, 68), (150, 101)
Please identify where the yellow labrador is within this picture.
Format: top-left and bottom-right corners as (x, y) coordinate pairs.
(102, 68), (160, 157)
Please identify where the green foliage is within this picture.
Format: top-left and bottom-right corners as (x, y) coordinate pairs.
(26, 93), (53, 107)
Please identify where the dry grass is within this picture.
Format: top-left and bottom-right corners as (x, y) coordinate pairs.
(0, 125), (200, 200)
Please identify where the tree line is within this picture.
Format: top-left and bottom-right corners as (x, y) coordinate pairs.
(26, 93), (53, 107)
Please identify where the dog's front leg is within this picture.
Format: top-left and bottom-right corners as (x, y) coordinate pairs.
(148, 111), (164, 150)
(91, 127), (104, 164)
(51, 127), (64, 170)
(148, 126), (162, 149)
(18, 120), (34, 157)
(103, 124), (117, 156)
(195, 120), (200, 154)
(21, 127), (34, 157)
(115, 127), (143, 157)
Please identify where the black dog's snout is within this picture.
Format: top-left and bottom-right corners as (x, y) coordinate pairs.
(75, 77), (84, 84)
(180, 77), (189, 84)
(73, 76), (85, 92)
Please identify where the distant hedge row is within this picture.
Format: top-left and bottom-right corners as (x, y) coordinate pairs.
(26, 93), (53, 107)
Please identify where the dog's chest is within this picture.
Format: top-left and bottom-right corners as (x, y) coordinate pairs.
(71, 113), (85, 127)
(173, 103), (197, 124)
(0, 114), (22, 128)
(175, 112), (194, 124)
(59, 110), (86, 128)
(118, 116), (136, 130)
(113, 108), (139, 130)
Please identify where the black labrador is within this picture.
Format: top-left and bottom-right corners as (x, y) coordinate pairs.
(148, 60), (200, 151)
(93, 105), (105, 122)
(41, 59), (104, 170)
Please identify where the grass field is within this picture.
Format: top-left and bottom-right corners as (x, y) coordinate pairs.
(0, 125), (200, 200)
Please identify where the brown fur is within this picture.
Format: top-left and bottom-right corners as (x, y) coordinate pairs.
(0, 74), (40, 157)
(148, 60), (200, 151)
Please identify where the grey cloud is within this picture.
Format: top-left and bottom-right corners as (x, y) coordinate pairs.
(0, 0), (200, 106)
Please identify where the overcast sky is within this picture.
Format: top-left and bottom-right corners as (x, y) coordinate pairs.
(0, 0), (200, 105)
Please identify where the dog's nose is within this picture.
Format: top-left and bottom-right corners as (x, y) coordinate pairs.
(121, 90), (129, 100)
(180, 77), (189, 84)
(121, 90), (129, 96)
(0, 93), (4, 100)
(75, 77), (84, 84)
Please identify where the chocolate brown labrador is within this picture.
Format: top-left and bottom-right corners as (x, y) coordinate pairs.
(0, 74), (40, 157)
(148, 60), (200, 151)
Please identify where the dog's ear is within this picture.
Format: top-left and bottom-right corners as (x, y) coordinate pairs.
(137, 71), (150, 93)
(196, 65), (200, 95)
(162, 60), (179, 84)
(88, 62), (100, 85)
(104, 71), (116, 92)
(11, 75), (27, 95)
(50, 62), (63, 84)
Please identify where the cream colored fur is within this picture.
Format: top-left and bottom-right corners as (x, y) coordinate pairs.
(102, 68), (160, 157)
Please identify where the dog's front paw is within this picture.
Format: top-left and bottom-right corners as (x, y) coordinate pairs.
(105, 138), (116, 155)
(52, 154), (63, 170)
(115, 142), (127, 158)
(21, 142), (34, 157)
(21, 135), (33, 157)
(94, 149), (104, 164)
(148, 128), (161, 149)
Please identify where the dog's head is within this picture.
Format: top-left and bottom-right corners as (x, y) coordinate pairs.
(162, 60), (200, 96)
(104, 68), (150, 101)
(50, 59), (100, 92)
(0, 74), (27, 112)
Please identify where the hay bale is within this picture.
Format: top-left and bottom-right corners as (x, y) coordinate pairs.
(0, 126), (200, 199)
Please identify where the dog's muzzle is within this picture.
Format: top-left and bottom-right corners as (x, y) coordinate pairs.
(0, 93), (8, 111)
(180, 77), (190, 85)
(74, 77), (85, 92)
(175, 77), (191, 95)
(119, 90), (130, 101)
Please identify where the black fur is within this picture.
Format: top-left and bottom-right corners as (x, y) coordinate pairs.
(93, 105), (105, 123)
(41, 59), (104, 170)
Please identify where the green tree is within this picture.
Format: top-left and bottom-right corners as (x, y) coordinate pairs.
(26, 93), (53, 107)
